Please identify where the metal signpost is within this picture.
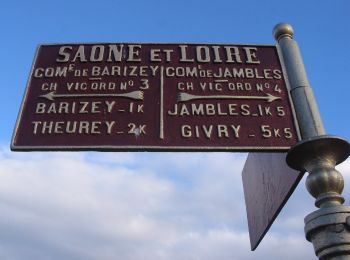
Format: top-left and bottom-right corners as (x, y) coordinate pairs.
(241, 24), (350, 259)
(11, 24), (350, 259)
(272, 23), (350, 259)
(12, 43), (299, 151)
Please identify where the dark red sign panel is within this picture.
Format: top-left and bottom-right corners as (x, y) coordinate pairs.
(12, 43), (299, 151)
(242, 153), (303, 250)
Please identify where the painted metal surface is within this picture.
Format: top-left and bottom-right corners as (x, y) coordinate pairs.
(242, 152), (302, 250)
(12, 43), (299, 151)
(275, 23), (350, 259)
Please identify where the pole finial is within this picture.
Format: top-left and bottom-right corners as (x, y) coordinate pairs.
(273, 23), (294, 41)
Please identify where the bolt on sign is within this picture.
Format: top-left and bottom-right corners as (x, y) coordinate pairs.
(12, 43), (300, 151)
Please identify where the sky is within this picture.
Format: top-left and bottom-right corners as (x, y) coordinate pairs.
(0, 0), (350, 259)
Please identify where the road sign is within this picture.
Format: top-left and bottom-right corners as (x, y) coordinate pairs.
(12, 43), (299, 151)
(242, 152), (303, 250)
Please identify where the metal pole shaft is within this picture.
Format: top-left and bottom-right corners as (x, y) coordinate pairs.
(273, 23), (350, 260)
(273, 24), (325, 139)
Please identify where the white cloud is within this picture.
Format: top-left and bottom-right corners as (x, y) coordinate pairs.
(1, 147), (346, 259)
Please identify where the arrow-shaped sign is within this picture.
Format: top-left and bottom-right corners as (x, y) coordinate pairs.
(40, 90), (144, 101)
(177, 92), (281, 103)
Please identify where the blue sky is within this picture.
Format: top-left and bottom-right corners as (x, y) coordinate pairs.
(0, 0), (349, 259)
